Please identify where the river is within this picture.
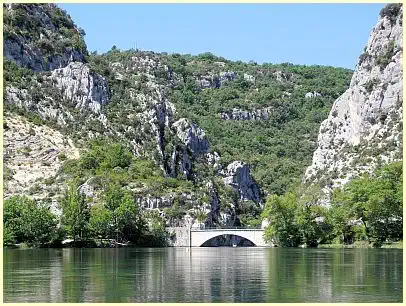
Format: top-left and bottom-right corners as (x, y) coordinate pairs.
(3, 247), (402, 302)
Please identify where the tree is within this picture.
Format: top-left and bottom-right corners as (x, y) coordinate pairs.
(3, 225), (15, 245)
(295, 185), (325, 246)
(328, 190), (355, 244)
(103, 143), (132, 169)
(115, 194), (146, 243)
(89, 204), (112, 244)
(103, 184), (146, 243)
(60, 180), (90, 243)
(330, 162), (403, 244)
(4, 196), (57, 246)
(261, 193), (300, 247)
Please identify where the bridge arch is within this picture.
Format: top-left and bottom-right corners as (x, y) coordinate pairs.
(200, 234), (256, 247)
(190, 229), (267, 247)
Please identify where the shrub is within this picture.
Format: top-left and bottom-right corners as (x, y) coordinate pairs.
(379, 3), (402, 24)
(376, 40), (396, 70)
(364, 78), (379, 93)
(358, 52), (369, 64)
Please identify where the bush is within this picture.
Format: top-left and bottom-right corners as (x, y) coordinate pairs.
(376, 40), (395, 70)
(379, 3), (402, 24)
(358, 52), (369, 64)
(364, 78), (379, 93)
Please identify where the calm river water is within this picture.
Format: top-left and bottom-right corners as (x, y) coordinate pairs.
(3, 247), (403, 302)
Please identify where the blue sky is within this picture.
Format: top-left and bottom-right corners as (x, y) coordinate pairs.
(59, 3), (385, 69)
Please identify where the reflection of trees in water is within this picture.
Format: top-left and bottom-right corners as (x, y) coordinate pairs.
(266, 248), (403, 303)
(184, 248), (269, 302)
(4, 249), (57, 302)
(4, 248), (403, 302)
(200, 234), (255, 247)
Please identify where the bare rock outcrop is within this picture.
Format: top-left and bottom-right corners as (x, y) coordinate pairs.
(305, 4), (403, 193)
(173, 118), (209, 155)
(220, 107), (272, 121)
(4, 4), (87, 71)
(50, 62), (110, 113)
(221, 161), (262, 204)
(4, 113), (80, 213)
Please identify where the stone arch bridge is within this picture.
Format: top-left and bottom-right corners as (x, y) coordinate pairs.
(167, 227), (269, 247)
(190, 228), (267, 247)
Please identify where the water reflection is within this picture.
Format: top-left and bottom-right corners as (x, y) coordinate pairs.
(4, 248), (402, 302)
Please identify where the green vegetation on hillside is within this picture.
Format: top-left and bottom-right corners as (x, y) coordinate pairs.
(3, 3), (87, 56)
(262, 161), (403, 247)
(87, 49), (353, 195)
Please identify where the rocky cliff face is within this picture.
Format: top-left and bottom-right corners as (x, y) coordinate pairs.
(305, 4), (403, 194)
(222, 161), (262, 204)
(4, 113), (80, 213)
(50, 62), (110, 113)
(3, 4), (87, 71)
(173, 118), (209, 155)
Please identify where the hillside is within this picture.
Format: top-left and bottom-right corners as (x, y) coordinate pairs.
(3, 4), (402, 247)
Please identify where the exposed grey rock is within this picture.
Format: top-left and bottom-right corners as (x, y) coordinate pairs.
(78, 178), (95, 198)
(219, 71), (236, 84)
(204, 181), (221, 227)
(220, 107), (272, 121)
(244, 73), (255, 83)
(50, 62), (109, 113)
(197, 71), (236, 89)
(273, 70), (293, 82)
(5, 36), (85, 72)
(173, 118), (209, 155)
(221, 161), (262, 204)
(305, 6), (403, 194)
(305, 91), (322, 98)
(4, 4), (86, 71)
(214, 61), (226, 67)
(206, 151), (221, 170)
(4, 113), (79, 212)
(136, 194), (174, 209)
(199, 78), (212, 89)
(168, 148), (193, 179)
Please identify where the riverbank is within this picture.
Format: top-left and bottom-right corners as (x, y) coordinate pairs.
(318, 241), (403, 249)
(4, 239), (156, 249)
(5, 240), (403, 249)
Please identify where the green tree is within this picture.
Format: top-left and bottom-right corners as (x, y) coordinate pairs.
(4, 196), (57, 246)
(103, 184), (146, 243)
(60, 180), (90, 243)
(327, 190), (355, 244)
(89, 204), (112, 244)
(261, 193), (300, 247)
(330, 161), (403, 244)
(103, 143), (133, 169)
(295, 186), (325, 246)
(115, 194), (146, 243)
(3, 225), (15, 245)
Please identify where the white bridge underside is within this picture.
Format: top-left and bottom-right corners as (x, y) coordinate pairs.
(190, 229), (267, 247)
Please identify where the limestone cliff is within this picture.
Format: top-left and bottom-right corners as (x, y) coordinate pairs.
(3, 4), (87, 71)
(305, 4), (403, 195)
(4, 113), (80, 213)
